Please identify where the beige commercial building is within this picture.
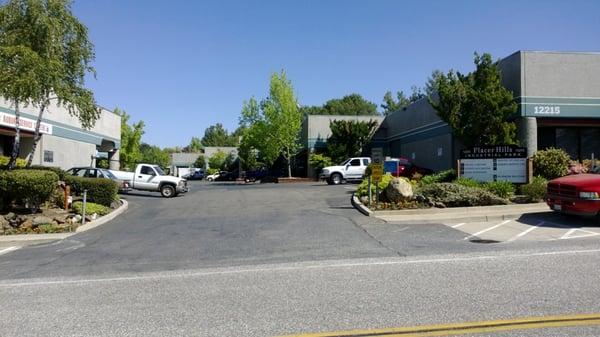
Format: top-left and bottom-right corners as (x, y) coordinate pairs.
(0, 98), (121, 170)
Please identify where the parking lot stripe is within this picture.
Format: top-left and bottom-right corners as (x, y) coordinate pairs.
(464, 220), (511, 240)
(0, 246), (19, 256)
(507, 221), (543, 242)
(560, 228), (600, 240)
(451, 223), (466, 228)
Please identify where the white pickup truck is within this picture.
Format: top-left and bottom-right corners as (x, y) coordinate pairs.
(319, 157), (371, 185)
(109, 164), (188, 197)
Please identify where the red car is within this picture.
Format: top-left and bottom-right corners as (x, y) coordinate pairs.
(547, 172), (600, 222)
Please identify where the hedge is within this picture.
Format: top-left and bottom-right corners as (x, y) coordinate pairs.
(420, 169), (456, 186)
(64, 175), (118, 207)
(0, 169), (59, 210)
(24, 165), (67, 181)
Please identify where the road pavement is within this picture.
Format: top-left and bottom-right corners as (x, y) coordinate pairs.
(1, 181), (600, 336)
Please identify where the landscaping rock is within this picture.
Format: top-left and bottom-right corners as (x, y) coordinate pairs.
(73, 214), (82, 223)
(433, 202), (446, 208)
(0, 216), (9, 229)
(4, 212), (16, 221)
(53, 214), (69, 224)
(33, 216), (54, 226)
(385, 177), (414, 202)
(20, 218), (33, 229)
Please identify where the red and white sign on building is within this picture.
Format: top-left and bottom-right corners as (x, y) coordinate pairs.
(0, 112), (53, 135)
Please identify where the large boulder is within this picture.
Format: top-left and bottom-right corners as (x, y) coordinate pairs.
(33, 216), (54, 226)
(385, 177), (414, 202)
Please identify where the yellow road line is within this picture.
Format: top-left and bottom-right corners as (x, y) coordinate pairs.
(280, 313), (600, 337)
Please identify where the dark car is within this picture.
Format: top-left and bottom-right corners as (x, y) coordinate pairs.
(243, 167), (269, 182)
(215, 171), (238, 181)
(66, 167), (131, 192)
(183, 170), (204, 180)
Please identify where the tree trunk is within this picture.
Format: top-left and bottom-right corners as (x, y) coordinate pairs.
(287, 149), (292, 178)
(26, 100), (49, 167)
(7, 100), (21, 170)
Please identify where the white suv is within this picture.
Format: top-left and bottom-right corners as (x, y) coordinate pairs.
(319, 157), (371, 185)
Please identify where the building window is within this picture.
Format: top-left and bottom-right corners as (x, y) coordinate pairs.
(43, 150), (53, 163)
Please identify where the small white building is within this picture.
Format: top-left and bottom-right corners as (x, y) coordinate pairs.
(0, 98), (121, 170)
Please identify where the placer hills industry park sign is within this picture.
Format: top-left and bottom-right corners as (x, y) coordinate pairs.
(460, 145), (528, 183)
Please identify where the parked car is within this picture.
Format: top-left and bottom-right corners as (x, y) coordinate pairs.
(243, 167), (269, 183)
(66, 167), (131, 192)
(319, 157), (371, 185)
(384, 157), (433, 177)
(183, 169), (204, 180)
(206, 172), (220, 181)
(215, 170), (238, 181)
(547, 170), (600, 223)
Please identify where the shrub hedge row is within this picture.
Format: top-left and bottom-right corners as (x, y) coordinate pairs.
(64, 175), (118, 207)
(0, 169), (59, 210)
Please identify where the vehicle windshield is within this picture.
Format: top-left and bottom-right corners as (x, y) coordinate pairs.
(153, 166), (165, 176)
(100, 169), (117, 179)
(340, 158), (351, 166)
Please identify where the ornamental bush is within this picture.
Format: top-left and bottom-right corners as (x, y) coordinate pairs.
(0, 169), (59, 210)
(519, 176), (548, 202)
(356, 173), (394, 197)
(72, 201), (111, 216)
(483, 180), (516, 199)
(64, 175), (118, 207)
(532, 148), (570, 180)
(308, 153), (332, 176)
(420, 169), (456, 186)
(453, 177), (481, 188)
(419, 182), (509, 207)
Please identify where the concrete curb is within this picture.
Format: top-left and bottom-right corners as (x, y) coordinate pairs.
(351, 194), (373, 216)
(0, 199), (128, 244)
(76, 199), (129, 233)
(373, 203), (552, 224)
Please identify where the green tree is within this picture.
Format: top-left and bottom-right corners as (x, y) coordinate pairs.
(201, 123), (238, 147)
(429, 52), (518, 147)
(326, 119), (379, 163)
(381, 86), (426, 115)
(184, 136), (203, 153)
(322, 94), (378, 116)
(0, 0), (100, 169)
(140, 143), (170, 168)
(118, 108), (144, 170)
(299, 105), (325, 115)
(239, 71), (302, 177)
(260, 70), (302, 177)
(193, 154), (205, 169)
(208, 150), (227, 170)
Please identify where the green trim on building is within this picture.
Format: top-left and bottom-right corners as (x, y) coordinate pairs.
(0, 106), (120, 148)
(517, 96), (600, 118)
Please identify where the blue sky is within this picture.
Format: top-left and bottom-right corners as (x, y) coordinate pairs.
(72, 0), (600, 147)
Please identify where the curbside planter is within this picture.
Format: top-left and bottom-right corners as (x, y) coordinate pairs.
(0, 199), (128, 244)
(351, 193), (373, 216)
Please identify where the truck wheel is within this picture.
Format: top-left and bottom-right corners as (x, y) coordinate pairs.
(330, 173), (342, 185)
(160, 184), (175, 198)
